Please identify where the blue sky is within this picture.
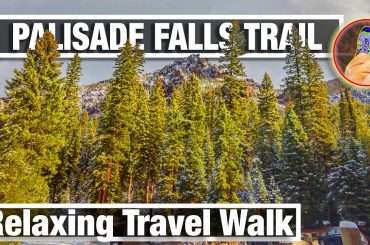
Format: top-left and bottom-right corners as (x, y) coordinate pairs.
(0, 0), (369, 94)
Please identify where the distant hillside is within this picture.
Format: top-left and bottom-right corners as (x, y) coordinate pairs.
(79, 55), (370, 115)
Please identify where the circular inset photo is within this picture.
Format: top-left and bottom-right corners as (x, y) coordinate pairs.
(332, 19), (370, 88)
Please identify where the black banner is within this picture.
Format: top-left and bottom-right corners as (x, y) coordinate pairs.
(0, 204), (300, 243)
(0, 15), (342, 58)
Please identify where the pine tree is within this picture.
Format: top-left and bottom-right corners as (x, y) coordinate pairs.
(284, 30), (335, 158)
(222, 20), (245, 77)
(283, 25), (308, 117)
(178, 75), (207, 203)
(131, 84), (151, 202)
(213, 101), (244, 203)
(0, 32), (66, 202)
(327, 90), (370, 223)
(283, 26), (336, 223)
(328, 136), (369, 222)
(221, 21), (247, 110)
(49, 54), (81, 202)
(303, 49), (336, 159)
(220, 20), (258, 174)
(94, 41), (144, 202)
(222, 21), (246, 113)
(141, 79), (166, 203)
(280, 105), (313, 224)
(302, 49), (336, 223)
(256, 73), (282, 179)
(157, 89), (185, 202)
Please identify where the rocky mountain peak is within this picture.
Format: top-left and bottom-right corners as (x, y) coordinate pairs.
(81, 55), (230, 114)
(145, 54), (225, 92)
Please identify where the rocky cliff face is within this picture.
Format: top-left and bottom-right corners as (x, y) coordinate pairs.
(146, 54), (224, 90)
(79, 79), (109, 115)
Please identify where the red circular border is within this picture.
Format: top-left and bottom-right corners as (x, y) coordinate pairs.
(332, 18), (370, 88)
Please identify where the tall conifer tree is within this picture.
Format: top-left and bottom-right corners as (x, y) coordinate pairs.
(328, 90), (370, 223)
(49, 54), (81, 202)
(328, 136), (369, 222)
(222, 20), (245, 77)
(221, 21), (258, 173)
(280, 106), (314, 224)
(298, 49), (336, 221)
(178, 75), (207, 203)
(131, 84), (151, 202)
(141, 79), (166, 202)
(221, 21), (247, 110)
(158, 89), (185, 202)
(213, 101), (243, 203)
(283, 25), (307, 117)
(256, 73), (281, 179)
(284, 26), (336, 222)
(0, 32), (66, 202)
(94, 41), (144, 202)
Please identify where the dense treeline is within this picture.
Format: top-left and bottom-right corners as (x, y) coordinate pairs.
(0, 23), (369, 229)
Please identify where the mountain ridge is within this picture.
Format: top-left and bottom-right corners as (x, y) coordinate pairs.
(80, 55), (370, 115)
